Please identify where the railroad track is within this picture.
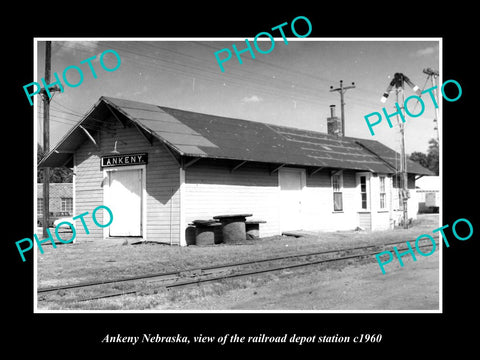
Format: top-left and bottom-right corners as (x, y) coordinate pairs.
(37, 238), (438, 303)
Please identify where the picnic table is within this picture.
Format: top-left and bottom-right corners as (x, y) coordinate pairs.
(213, 214), (253, 243)
(191, 220), (222, 246)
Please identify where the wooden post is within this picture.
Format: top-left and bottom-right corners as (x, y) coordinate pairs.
(330, 80), (356, 136)
(42, 41), (51, 237)
(396, 88), (408, 229)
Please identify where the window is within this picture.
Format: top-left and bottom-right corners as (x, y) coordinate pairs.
(393, 175), (404, 208)
(37, 198), (43, 213)
(379, 176), (386, 209)
(61, 197), (73, 212)
(392, 174), (399, 188)
(332, 174), (343, 211)
(360, 176), (368, 209)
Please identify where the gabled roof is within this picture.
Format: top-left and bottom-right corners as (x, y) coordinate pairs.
(352, 138), (433, 176)
(39, 96), (433, 175)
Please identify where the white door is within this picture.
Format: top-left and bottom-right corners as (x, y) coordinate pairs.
(356, 172), (372, 230)
(107, 169), (142, 236)
(279, 168), (304, 231)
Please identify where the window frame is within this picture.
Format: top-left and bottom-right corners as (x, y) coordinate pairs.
(360, 175), (368, 210)
(37, 198), (44, 213)
(356, 172), (371, 212)
(61, 197), (73, 213)
(331, 172), (344, 212)
(379, 175), (386, 210)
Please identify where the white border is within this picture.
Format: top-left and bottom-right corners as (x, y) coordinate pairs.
(33, 37), (442, 314)
(33, 37), (38, 308)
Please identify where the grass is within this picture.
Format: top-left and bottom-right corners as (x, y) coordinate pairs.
(36, 214), (440, 310)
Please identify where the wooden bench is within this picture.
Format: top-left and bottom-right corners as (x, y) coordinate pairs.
(245, 220), (267, 240)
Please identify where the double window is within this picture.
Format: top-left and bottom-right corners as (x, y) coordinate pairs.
(333, 173), (388, 212)
(357, 174), (389, 211)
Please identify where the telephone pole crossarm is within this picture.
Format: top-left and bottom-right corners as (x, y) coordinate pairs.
(329, 80), (356, 136)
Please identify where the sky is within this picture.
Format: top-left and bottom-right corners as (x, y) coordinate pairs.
(34, 38), (440, 156)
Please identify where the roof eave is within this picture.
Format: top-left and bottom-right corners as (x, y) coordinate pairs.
(100, 96), (186, 157)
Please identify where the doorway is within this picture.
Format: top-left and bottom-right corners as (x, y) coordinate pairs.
(356, 172), (372, 231)
(278, 168), (305, 231)
(105, 167), (143, 237)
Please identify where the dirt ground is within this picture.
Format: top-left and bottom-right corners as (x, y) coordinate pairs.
(36, 214), (441, 311)
(157, 251), (439, 311)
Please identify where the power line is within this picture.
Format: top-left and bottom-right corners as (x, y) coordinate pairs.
(45, 40), (397, 139)
(329, 80), (356, 136)
(56, 41), (333, 106)
(193, 41), (338, 84)
(53, 41), (381, 114)
(51, 40), (390, 109)
(127, 42), (384, 110)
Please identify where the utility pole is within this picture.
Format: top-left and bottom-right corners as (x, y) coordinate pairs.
(395, 87), (409, 229)
(40, 41), (63, 237)
(423, 68), (440, 142)
(41, 42), (52, 238)
(330, 80), (355, 136)
(380, 73), (421, 229)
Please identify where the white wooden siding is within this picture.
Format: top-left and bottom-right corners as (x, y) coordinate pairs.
(74, 139), (103, 242)
(74, 117), (181, 243)
(184, 162), (280, 237)
(304, 170), (359, 231)
(185, 165), (373, 235)
(74, 117), (403, 242)
(358, 213), (372, 230)
(369, 174), (393, 231)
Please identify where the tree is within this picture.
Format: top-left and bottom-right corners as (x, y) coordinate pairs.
(37, 144), (73, 183)
(409, 151), (429, 169)
(408, 138), (439, 176)
(426, 138), (439, 175)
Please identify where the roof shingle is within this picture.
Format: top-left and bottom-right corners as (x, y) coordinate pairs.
(39, 96), (433, 176)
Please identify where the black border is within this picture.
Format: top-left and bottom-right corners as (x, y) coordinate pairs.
(7, 5), (477, 355)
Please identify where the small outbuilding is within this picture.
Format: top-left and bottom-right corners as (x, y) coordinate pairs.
(416, 175), (440, 213)
(39, 96), (433, 245)
(37, 182), (73, 226)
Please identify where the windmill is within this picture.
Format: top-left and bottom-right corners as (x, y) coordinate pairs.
(380, 73), (421, 229)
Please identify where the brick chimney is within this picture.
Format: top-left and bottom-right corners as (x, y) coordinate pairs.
(327, 105), (342, 136)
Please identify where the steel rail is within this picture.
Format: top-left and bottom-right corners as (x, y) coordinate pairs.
(38, 240), (438, 303)
(165, 242), (438, 289)
(38, 237), (427, 294)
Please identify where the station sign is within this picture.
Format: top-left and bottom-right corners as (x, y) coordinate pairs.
(101, 153), (148, 168)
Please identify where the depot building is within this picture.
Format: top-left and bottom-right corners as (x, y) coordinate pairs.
(39, 96), (433, 245)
